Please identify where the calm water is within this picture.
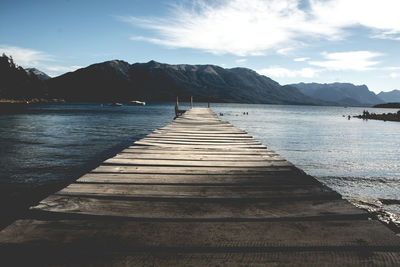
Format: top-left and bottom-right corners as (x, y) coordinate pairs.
(0, 102), (399, 225)
(212, 103), (400, 224)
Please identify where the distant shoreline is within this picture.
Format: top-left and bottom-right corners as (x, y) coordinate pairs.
(373, 102), (400, 109)
(0, 99), (381, 108)
(0, 98), (65, 104)
(0, 99), (65, 113)
(354, 109), (400, 122)
(1, 100), (399, 111)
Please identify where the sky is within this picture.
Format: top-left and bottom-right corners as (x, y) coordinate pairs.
(1, 0), (400, 93)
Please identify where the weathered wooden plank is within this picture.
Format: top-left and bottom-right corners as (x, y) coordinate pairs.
(151, 131), (252, 137)
(7, 251), (397, 267)
(76, 172), (318, 185)
(113, 153), (285, 161)
(56, 183), (337, 199)
(96, 252), (400, 267)
(154, 129), (248, 134)
(133, 141), (267, 148)
(138, 140), (263, 146)
(145, 137), (257, 142)
(161, 123), (239, 127)
(91, 165), (295, 174)
(103, 158), (291, 167)
(140, 137), (262, 144)
(167, 123), (233, 127)
(122, 148), (275, 154)
(159, 128), (241, 132)
(33, 195), (366, 219)
(1, 219), (398, 248)
(147, 133), (254, 139)
(134, 140), (265, 146)
(1, 246), (398, 266)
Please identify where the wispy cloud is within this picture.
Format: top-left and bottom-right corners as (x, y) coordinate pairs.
(0, 45), (83, 76)
(294, 57), (309, 62)
(235, 58), (247, 64)
(383, 66), (400, 71)
(388, 72), (400, 79)
(258, 66), (320, 78)
(45, 65), (83, 73)
(120, 0), (336, 56)
(130, 36), (167, 45)
(276, 47), (295, 56)
(41, 65), (83, 77)
(120, 0), (400, 56)
(370, 30), (400, 41)
(311, 0), (400, 39)
(309, 51), (383, 71)
(0, 45), (53, 66)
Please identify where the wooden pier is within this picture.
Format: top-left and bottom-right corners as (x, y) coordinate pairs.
(0, 107), (399, 265)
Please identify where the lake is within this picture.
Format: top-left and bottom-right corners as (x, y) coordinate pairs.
(0, 102), (399, 227)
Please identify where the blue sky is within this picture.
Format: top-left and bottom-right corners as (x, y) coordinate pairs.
(1, 0), (400, 93)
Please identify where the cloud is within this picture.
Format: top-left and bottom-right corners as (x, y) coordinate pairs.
(310, 0), (400, 37)
(383, 66), (400, 71)
(235, 58), (247, 64)
(370, 30), (400, 41)
(43, 65), (83, 77)
(276, 47), (295, 56)
(44, 65), (83, 73)
(121, 0), (400, 56)
(130, 36), (168, 45)
(0, 45), (52, 67)
(309, 51), (382, 71)
(120, 0), (337, 56)
(0, 45), (83, 76)
(389, 72), (400, 79)
(294, 57), (309, 62)
(258, 67), (319, 78)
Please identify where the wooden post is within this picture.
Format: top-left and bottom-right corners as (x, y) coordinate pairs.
(190, 96), (193, 109)
(207, 86), (210, 108)
(175, 96), (179, 117)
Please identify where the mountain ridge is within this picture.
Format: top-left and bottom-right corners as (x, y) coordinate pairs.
(25, 68), (51, 80)
(47, 59), (323, 105)
(2, 53), (399, 106)
(289, 82), (383, 106)
(378, 89), (400, 103)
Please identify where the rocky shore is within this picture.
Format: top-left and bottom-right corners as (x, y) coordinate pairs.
(373, 102), (400, 108)
(354, 109), (400, 122)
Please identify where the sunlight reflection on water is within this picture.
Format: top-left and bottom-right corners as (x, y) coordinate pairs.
(212, 103), (400, 220)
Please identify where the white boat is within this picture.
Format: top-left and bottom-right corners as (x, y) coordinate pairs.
(128, 100), (146, 106)
(108, 102), (123, 106)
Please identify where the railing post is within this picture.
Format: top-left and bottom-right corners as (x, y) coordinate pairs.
(175, 96), (179, 117)
(207, 86), (210, 108)
(190, 96), (193, 109)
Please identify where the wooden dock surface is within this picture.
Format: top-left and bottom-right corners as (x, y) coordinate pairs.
(0, 107), (399, 266)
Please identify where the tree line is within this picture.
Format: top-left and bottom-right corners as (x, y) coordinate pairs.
(0, 53), (49, 101)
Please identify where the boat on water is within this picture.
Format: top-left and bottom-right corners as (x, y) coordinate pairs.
(128, 100), (146, 106)
(108, 102), (123, 107)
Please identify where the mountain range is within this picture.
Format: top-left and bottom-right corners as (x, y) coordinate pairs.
(46, 60), (321, 105)
(1, 54), (399, 106)
(378, 90), (400, 103)
(25, 68), (51, 81)
(289, 82), (384, 106)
